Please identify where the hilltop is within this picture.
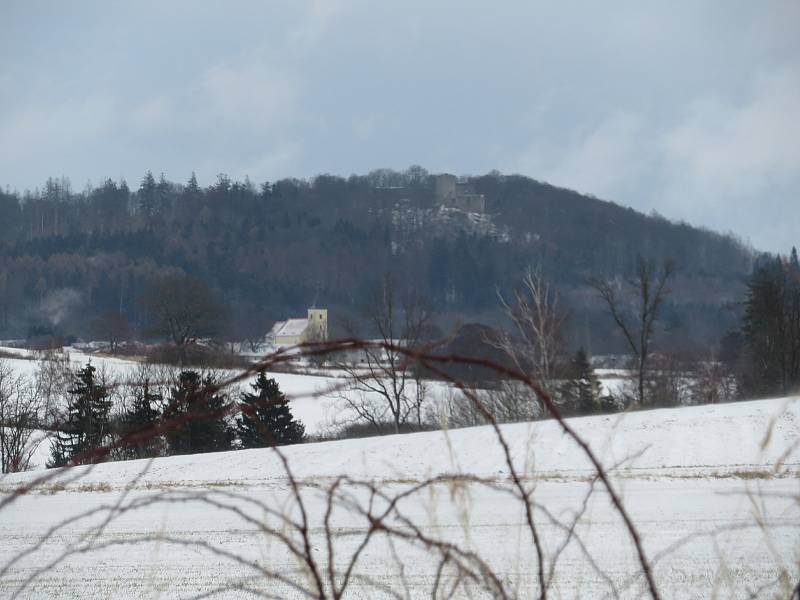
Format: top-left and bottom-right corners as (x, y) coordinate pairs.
(0, 169), (753, 351)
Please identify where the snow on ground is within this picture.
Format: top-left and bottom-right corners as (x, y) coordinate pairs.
(595, 368), (630, 397)
(0, 396), (797, 598)
(1, 428), (55, 472)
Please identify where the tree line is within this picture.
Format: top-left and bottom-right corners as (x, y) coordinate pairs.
(0, 355), (304, 473)
(736, 248), (800, 397)
(50, 363), (304, 467)
(430, 246), (799, 429)
(1, 167), (754, 354)
(3, 244), (797, 472)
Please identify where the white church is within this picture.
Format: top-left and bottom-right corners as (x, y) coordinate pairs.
(266, 308), (328, 347)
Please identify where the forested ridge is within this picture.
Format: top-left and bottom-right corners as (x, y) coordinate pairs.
(0, 168), (754, 352)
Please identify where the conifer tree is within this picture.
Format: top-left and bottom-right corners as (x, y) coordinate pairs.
(186, 172), (201, 196)
(156, 172), (170, 207)
(119, 379), (162, 459)
(138, 170), (157, 218)
(48, 363), (112, 467)
(563, 348), (601, 415)
(237, 371), (304, 448)
(164, 371), (232, 455)
(741, 252), (800, 396)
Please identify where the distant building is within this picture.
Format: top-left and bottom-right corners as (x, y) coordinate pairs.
(373, 173), (486, 213)
(433, 174), (485, 213)
(267, 308), (328, 346)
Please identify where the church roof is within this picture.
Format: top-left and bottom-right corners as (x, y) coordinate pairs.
(270, 318), (308, 338)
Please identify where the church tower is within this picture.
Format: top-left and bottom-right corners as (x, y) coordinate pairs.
(305, 308), (328, 342)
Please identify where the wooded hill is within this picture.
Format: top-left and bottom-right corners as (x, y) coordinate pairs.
(0, 168), (754, 353)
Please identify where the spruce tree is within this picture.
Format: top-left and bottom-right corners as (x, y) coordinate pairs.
(156, 172), (170, 208)
(237, 371), (304, 448)
(164, 371), (232, 455)
(119, 380), (162, 459)
(565, 348), (601, 415)
(48, 363), (112, 467)
(138, 170), (157, 218)
(186, 172), (201, 196)
(741, 252), (800, 396)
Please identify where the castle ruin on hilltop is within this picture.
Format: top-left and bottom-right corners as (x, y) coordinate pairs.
(432, 174), (485, 213)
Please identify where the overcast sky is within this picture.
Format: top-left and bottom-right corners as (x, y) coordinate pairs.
(1, 1), (798, 252)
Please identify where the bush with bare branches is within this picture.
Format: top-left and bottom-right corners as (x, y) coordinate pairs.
(336, 278), (432, 433)
(0, 360), (42, 473)
(590, 256), (674, 407)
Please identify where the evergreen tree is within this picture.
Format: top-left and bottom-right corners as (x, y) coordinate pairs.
(741, 252), (800, 396)
(138, 170), (157, 218)
(48, 363), (112, 467)
(119, 379), (162, 459)
(186, 172), (201, 196)
(789, 247), (800, 392)
(237, 371), (304, 448)
(564, 348), (601, 415)
(742, 258), (785, 395)
(156, 172), (170, 208)
(164, 371), (232, 455)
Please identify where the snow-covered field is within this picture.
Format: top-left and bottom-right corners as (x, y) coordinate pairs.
(1, 395), (797, 598)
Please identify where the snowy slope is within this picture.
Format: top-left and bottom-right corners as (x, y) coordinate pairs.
(5, 396), (798, 490)
(1, 397), (798, 599)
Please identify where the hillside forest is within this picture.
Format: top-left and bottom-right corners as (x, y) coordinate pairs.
(0, 167), (756, 356)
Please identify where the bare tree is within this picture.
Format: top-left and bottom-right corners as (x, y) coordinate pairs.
(590, 256), (674, 407)
(32, 351), (72, 427)
(140, 274), (227, 364)
(88, 311), (132, 354)
(336, 277), (431, 433)
(689, 350), (737, 405)
(493, 266), (568, 402)
(645, 353), (689, 407)
(0, 360), (42, 473)
(438, 383), (542, 428)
